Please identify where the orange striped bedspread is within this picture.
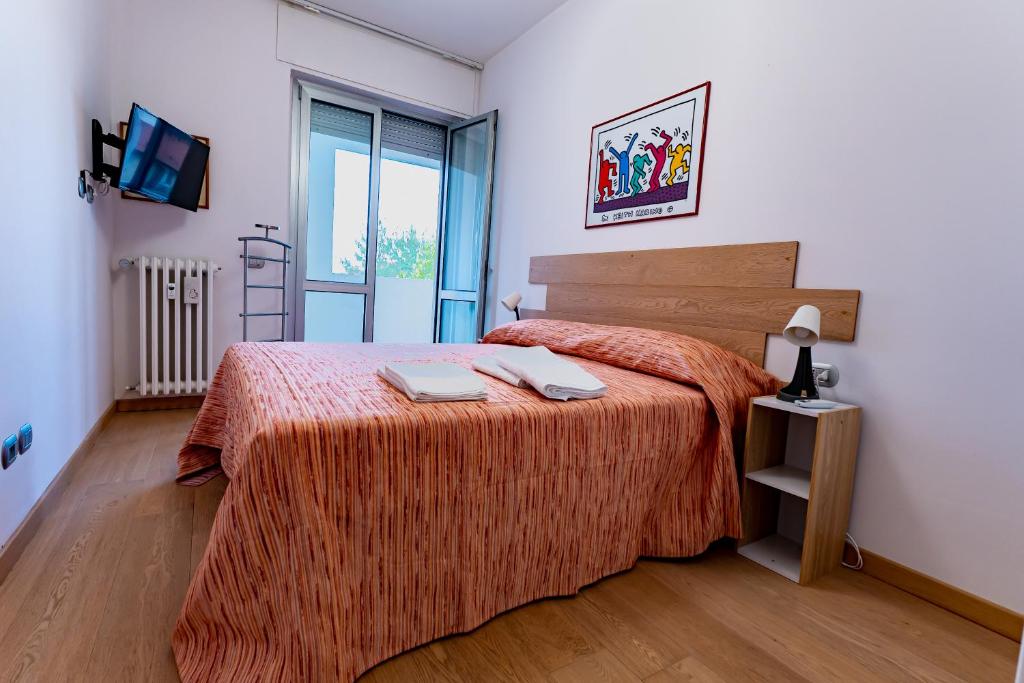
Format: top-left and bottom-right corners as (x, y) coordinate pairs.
(173, 320), (781, 682)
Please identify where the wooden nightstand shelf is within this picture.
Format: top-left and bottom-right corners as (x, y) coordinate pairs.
(738, 396), (862, 584)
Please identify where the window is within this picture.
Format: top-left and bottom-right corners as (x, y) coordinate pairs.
(372, 113), (445, 342)
(435, 117), (495, 342)
(294, 82), (496, 343)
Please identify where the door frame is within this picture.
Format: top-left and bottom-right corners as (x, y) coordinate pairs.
(293, 80), (383, 341)
(433, 110), (498, 342)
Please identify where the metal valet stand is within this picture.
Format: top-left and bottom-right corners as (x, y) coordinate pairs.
(239, 223), (291, 342)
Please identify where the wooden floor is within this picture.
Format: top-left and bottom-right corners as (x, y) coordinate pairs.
(0, 410), (1017, 682)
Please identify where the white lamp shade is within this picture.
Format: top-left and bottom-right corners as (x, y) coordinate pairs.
(782, 305), (821, 347)
(501, 291), (522, 312)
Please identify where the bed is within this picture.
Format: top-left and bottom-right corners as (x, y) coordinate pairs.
(172, 242), (860, 682)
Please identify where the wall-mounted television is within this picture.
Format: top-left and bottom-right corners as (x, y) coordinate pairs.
(117, 104), (210, 212)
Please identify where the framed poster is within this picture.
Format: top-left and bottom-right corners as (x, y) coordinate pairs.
(117, 122), (211, 209)
(585, 81), (709, 229)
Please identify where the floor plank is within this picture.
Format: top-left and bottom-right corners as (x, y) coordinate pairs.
(578, 564), (811, 682)
(643, 656), (726, 683)
(82, 432), (193, 682)
(0, 483), (136, 683)
(549, 648), (640, 683)
(0, 409), (1016, 683)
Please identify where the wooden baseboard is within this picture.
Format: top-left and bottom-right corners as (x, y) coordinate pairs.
(846, 544), (1022, 641)
(0, 401), (115, 586)
(116, 395), (205, 412)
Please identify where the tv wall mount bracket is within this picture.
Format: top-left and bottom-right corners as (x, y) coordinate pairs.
(79, 119), (123, 203)
(91, 119), (124, 185)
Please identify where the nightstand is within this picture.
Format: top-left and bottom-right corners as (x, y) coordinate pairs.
(737, 396), (861, 584)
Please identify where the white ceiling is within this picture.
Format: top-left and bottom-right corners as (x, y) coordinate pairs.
(313, 0), (569, 64)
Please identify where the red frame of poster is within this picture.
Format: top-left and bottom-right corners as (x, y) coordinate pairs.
(583, 81), (711, 230)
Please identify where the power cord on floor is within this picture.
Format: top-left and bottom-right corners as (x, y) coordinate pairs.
(842, 532), (864, 570)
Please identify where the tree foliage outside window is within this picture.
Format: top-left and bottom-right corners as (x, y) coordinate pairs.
(337, 222), (437, 280)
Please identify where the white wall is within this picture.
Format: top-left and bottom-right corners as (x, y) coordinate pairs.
(480, 0), (1024, 611)
(277, 2), (479, 117)
(0, 0), (115, 548)
(108, 0), (293, 395)
(107, 0), (475, 396)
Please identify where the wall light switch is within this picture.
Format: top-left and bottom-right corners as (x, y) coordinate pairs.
(2, 434), (17, 470)
(17, 424), (32, 454)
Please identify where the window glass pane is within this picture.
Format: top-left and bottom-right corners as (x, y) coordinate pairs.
(306, 100), (372, 284)
(438, 299), (477, 343)
(303, 291), (365, 342)
(441, 120), (488, 292)
(372, 113), (444, 343)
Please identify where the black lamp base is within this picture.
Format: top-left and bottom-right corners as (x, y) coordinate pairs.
(776, 345), (819, 402)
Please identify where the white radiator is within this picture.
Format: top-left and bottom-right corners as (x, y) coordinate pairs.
(134, 257), (218, 396)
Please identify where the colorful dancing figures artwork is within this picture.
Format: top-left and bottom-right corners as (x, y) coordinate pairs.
(585, 82), (710, 228)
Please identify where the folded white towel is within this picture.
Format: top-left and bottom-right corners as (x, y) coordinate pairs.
(493, 346), (607, 401)
(378, 362), (487, 402)
(472, 355), (530, 388)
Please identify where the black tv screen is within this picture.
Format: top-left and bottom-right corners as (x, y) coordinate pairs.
(118, 103), (209, 211)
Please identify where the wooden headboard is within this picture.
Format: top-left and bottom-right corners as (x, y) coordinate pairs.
(521, 241), (860, 366)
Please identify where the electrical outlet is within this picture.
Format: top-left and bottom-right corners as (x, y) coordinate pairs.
(812, 362), (839, 388)
(2, 434), (17, 470)
(17, 424), (32, 454)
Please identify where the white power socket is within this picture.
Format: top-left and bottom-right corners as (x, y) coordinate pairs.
(812, 362), (839, 388)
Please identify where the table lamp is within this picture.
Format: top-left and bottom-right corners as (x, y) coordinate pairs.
(777, 304), (821, 402)
(501, 291), (522, 320)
